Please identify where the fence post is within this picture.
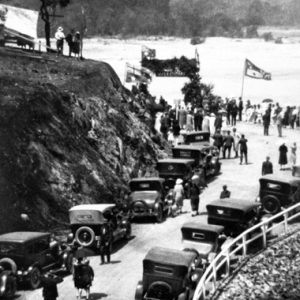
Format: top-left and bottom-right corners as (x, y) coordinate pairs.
(261, 223), (267, 249)
(242, 235), (247, 257)
(284, 212), (288, 233)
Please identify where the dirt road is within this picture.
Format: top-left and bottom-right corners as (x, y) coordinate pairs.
(20, 121), (299, 300)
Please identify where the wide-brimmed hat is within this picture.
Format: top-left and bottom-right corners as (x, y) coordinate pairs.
(176, 179), (183, 184)
(58, 26), (63, 31)
(191, 175), (199, 181)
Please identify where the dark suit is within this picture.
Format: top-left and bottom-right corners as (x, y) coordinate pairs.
(262, 161), (273, 175)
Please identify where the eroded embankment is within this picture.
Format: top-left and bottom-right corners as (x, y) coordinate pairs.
(0, 50), (167, 233)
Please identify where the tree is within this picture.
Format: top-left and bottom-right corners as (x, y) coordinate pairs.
(40, 0), (70, 50)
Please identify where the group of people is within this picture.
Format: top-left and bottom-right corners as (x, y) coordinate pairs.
(54, 26), (81, 57)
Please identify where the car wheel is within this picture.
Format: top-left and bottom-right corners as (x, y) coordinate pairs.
(156, 206), (163, 223)
(65, 253), (74, 274)
(262, 196), (281, 214)
(125, 223), (132, 240)
(75, 226), (95, 247)
(4, 276), (16, 298)
(0, 258), (17, 274)
(29, 267), (41, 290)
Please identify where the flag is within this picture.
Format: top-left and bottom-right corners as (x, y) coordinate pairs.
(125, 63), (152, 84)
(195, 48), (200, 68)
(141, 45), (156, 60)
(244, 59), (271, 80)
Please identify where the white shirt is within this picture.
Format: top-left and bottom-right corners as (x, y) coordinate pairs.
(55, 31), (65, 40)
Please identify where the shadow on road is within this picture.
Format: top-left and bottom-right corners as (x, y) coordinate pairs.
(90, 293), (108, 299)
(112, 235), (135, 254)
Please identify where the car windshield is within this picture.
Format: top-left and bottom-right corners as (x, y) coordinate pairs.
(130, 181), (162, 191)
(0, 242), (22, 255)
(157, 163), (188, 174)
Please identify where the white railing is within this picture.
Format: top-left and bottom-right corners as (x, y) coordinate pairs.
(193, 202), (300, 300)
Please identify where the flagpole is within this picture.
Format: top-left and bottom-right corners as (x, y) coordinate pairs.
(240, 60), (246, 100)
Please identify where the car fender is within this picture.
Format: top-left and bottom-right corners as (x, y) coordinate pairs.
(0, 258), (17, 274)
(134, 280), (143, 300)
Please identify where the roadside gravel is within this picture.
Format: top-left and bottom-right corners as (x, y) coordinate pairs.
(215, 230), (300, 300)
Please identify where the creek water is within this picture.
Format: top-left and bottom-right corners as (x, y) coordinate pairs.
(83, 36), (300, 107)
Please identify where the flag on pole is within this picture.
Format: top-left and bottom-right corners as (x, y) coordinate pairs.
(244, 59), (271, 80)
(195, 48), (200, 68)
(125, 63), (152, 84)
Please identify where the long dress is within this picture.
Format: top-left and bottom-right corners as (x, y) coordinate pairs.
(290, 145), (297, 166)
(202, 116), (210, 133)
(278, 144), (288, 166)
(173, 183), (184, 209)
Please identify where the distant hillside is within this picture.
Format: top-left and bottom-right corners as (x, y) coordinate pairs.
(1, 0), (300, 37)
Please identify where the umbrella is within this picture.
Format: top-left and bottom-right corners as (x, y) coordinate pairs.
(262, 98), (273, 103)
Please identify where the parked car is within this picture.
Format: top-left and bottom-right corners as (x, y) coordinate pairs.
(207, 198), (267, 237)
(68, 204), (131, 248)
(181, 222), (227, 264)
(183, 131), (210, 145)
(0, 232), (73, 290)
(172, 144), (221, 178)
(135, 247), (203, 300)
(128, 177), (174, 222)
(156, 158), (194, 189)
(258, 174), (300, 214)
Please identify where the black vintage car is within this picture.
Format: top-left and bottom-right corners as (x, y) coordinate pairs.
(0, 232), (73, 290)
(258, 174), (300, 214)
(156, 158), (194, 189)
(135, 247), (203, 300)
(181, 222), (227, 263)
(207, 199), (266, 237)
(68, 204), (131, 248)
(128, 177), (173, 222)
(183, 131), (210, 145)
(172, 144), (221, 178)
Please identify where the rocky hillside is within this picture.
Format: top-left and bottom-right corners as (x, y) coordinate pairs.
(0, 48), (167, 233)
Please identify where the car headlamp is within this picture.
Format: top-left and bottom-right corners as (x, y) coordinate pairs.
(191, 273), (199, 282)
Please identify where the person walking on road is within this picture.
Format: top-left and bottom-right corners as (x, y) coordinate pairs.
(212, 129), (223, 153)
(279, 143), (288, 170)
(290, 142), (297, 167)
(42, 272), (63, 300)
(214, 113), (223, 133)
(222, 130), (234, 159)
(190, 175), (200, 216)
(238, 98), (243, 121)
(238, 134), (248, 164)
(231, 102), (238, 126)
(194, 108), (203, 131)
(99, 224), (112, 264)
(276, 112), (283, 137)
(262, 156), (273, 175)
(220, 185), (231, 199)
(232, 127), (240, 158)
(263, 110), (271, 136)
(173, 178), (185, 213)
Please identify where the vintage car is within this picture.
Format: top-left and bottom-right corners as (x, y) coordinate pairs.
(156, 158), (194, 189)
(0, 232), (73, 290)
(181, 222), (227, 264)
(128, 177), (174, 222)
(68, 204), (131, 248)
(135, 247), (203, 300)
(207, 198), (267, 237)
(183, 131), (210, 145)
(258, 174), (300, 214)
(172, 144), (221, 178)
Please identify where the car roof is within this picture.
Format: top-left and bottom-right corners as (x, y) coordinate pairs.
(184, 131), (209, 136)
(260, 174), (300, 186)
(173, 144), (212, 151)
(69, 204), (115, 212)
(144, 247), (197, 267)
(157, 158), (195, 164)
(181, 222), (224, 233)
(130, 177), (165, 183)
(207, 198), (260, 211)
(0, 232), (50, 243)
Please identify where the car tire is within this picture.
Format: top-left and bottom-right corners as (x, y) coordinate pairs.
(75, 226), (95, 247)
(4, 276), (17, 298)
(29, 267), (41, 290)
(0, 258), (17, 274)
(156, 206), (163, 223)
(262, 195), (281, 214)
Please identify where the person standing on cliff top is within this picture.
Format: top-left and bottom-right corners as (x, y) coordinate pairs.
(55, 26), (65, 55)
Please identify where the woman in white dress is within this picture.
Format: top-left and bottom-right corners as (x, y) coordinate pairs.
(173, 178), (185, 213)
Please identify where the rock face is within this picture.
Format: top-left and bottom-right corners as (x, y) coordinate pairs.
(0, 50), (166, 233)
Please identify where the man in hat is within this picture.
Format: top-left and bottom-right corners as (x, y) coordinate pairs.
(55, 26), (65, 55)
